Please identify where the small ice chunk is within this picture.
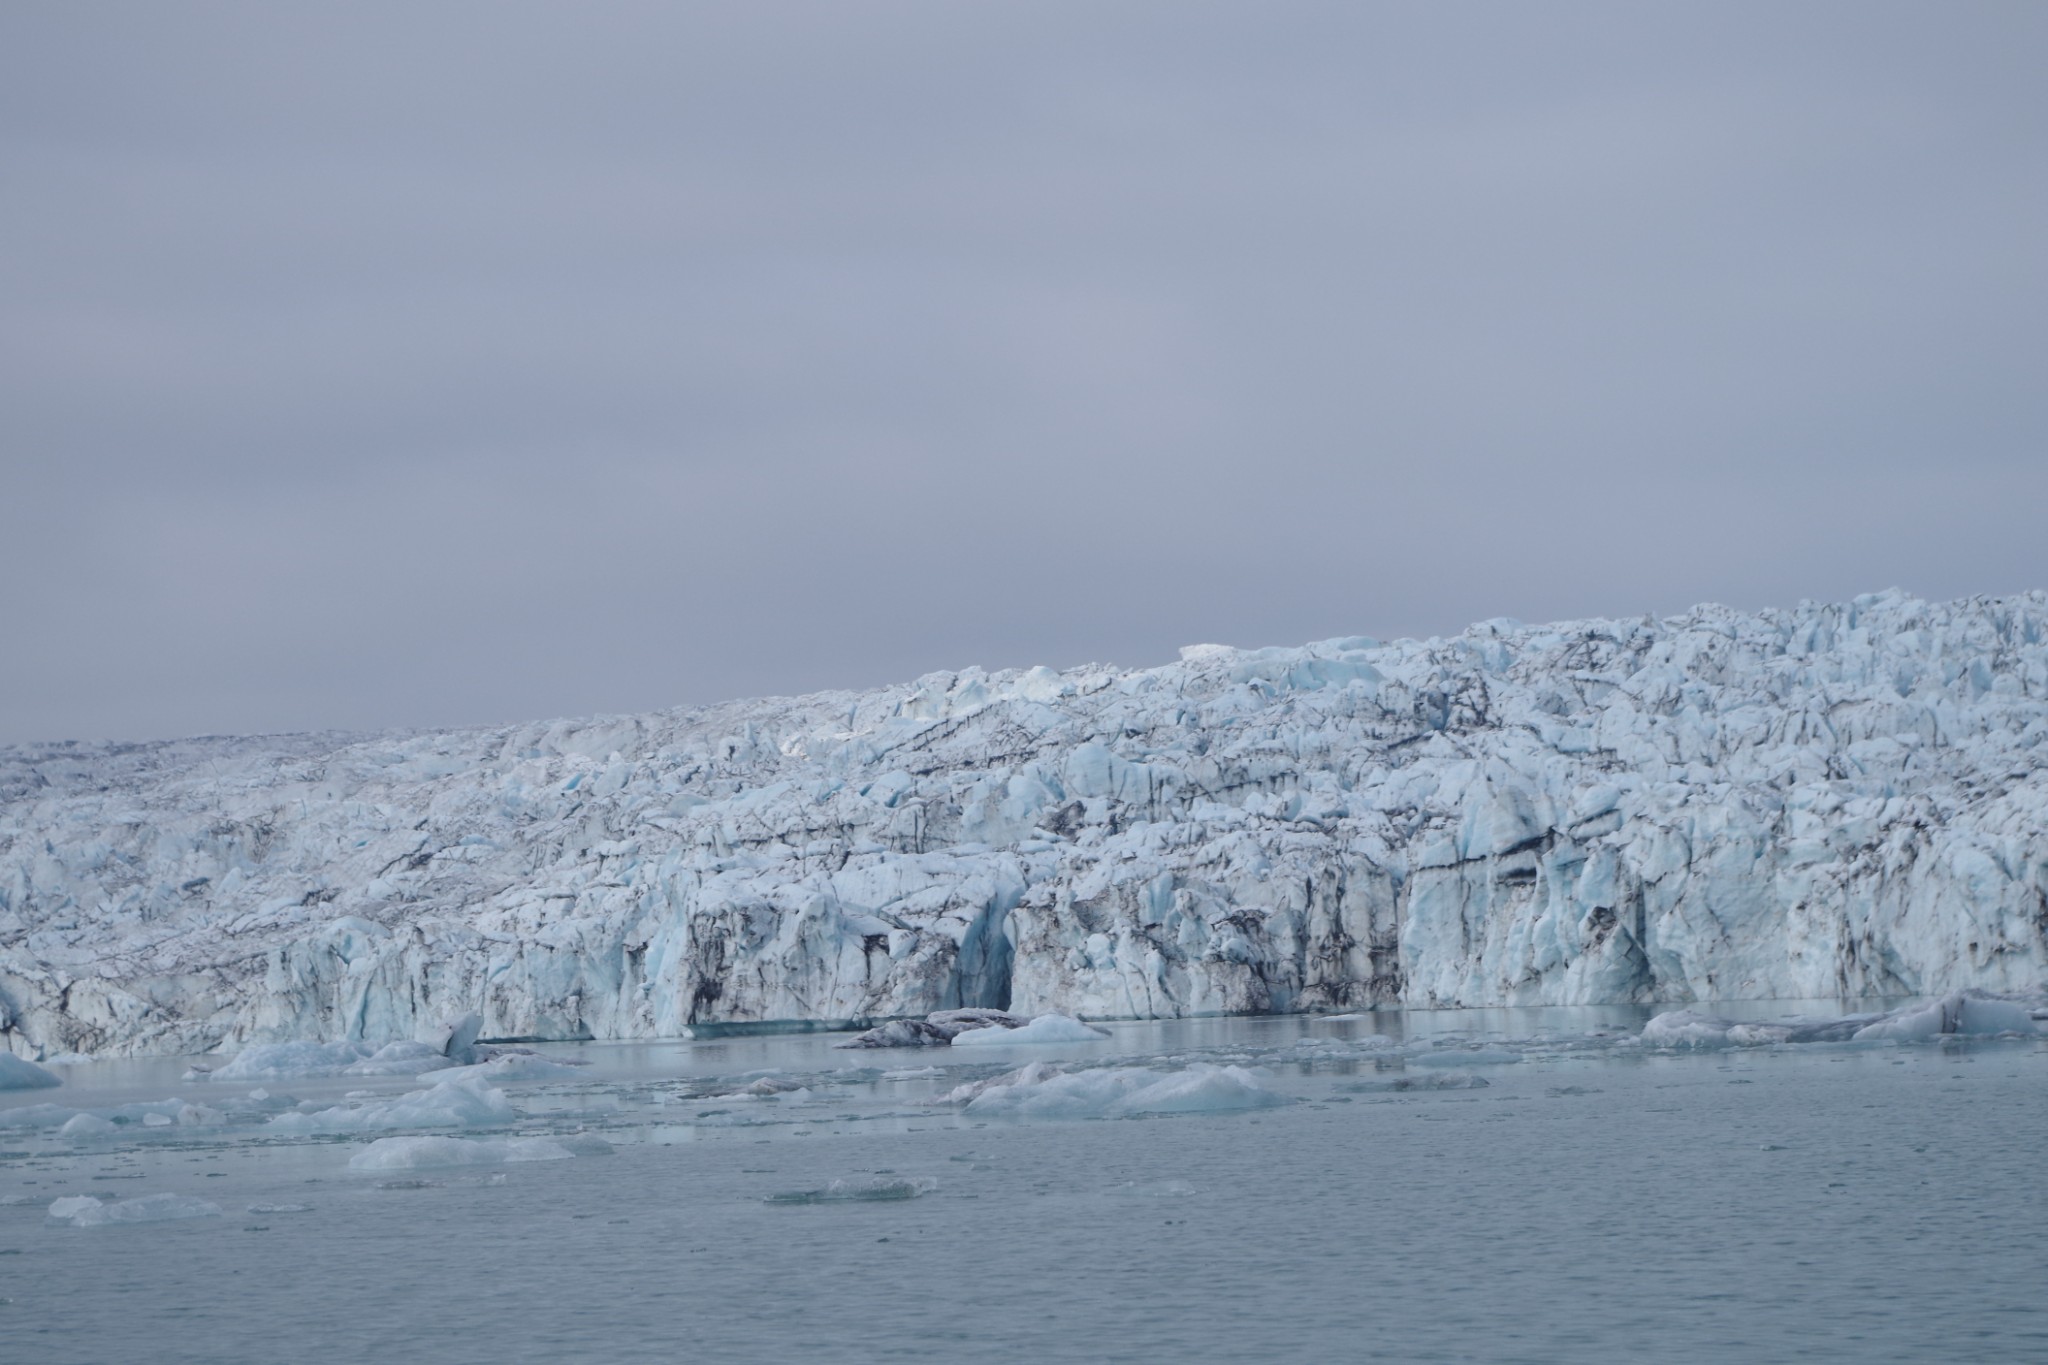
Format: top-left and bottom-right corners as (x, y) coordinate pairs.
(1338, 1073), (1491, 1093)
(836, 1019), (955, 1049)
(764, 1176), (935, 1205)
(143, 1113), (174, 1128)
(437, 1011), (485, 1063)
(428, 1054), (586, 1085)
(947, 1014), (1111, 1047)
(347, 1135), (576, 1171)
(0, 1054), (62, 1090)
(962, 1064), (1288, 1119)
(60, 1112), (118, 1139)
(47, 1193), (222, 1226)
(246, 1203), (313, 1215)
(342, 1041), (457, 1076)
(0, 1103), (78, 1131)
(1640, 1010), (1738, 1048)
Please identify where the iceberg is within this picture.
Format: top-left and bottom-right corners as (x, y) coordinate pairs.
(956, 1063), (1289, 1119)
(346, 1135), (576, 1170)
(1640, 990), (2047, 1048)
(0, 1053), (60, 1089)
(265, 1075), (515, 1135)
(947, 1013), (1111, 1046)
(46, 1193), (222, 1227)
(3, 590), (2046, 1058)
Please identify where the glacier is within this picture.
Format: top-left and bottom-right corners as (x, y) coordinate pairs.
(2, 588), (2044, 1060)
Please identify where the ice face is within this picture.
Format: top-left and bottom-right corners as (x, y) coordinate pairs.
(3, 589), (2047, 1058)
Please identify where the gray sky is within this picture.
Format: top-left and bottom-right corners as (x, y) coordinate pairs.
(3, 2), (2044, 743)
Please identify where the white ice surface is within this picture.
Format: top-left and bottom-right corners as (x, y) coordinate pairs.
(426, 1054), (586, 1085)
(46, 1192), (222, 1226)
(347, 1135), (575, 1170)
(959, 1063), (1289, 1119)
(947, 1013), (1111, 1046)
(1641, 989), (2047, 1047)
(266, 1075), (514, 1135)
(5, 590), (2047, 1058)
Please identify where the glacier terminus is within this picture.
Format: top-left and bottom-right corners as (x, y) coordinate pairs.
(3, 588), (2045, 1061)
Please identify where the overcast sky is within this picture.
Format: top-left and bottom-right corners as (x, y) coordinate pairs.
(3, 2), (2043, 743)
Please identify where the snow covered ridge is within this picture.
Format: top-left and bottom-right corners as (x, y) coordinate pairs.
(2, 588), (2045, 1060)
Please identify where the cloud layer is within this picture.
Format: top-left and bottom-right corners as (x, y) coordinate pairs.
(4, 2), (2043, 740)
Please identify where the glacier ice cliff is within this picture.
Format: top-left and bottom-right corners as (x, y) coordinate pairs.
(2, 589), (2045, 1059)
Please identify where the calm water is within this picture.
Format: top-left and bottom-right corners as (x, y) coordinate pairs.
(3, 1007), (2044, 1364)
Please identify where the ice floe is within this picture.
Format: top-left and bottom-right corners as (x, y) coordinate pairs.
(764, 1176), (936, 1204)
(46, 1193), (222, 1227)
(950, 1062), (1290, 1119)
(1641, 990), (2048, 1048)
(266, 1075), (514, 1135)
(346, 1135), (576, 1170)
(0, 1054), (61, 1089)
(946, 1014), (1111, 1046)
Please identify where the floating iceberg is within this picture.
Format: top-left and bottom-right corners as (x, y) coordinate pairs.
(958, 1063), (1289, 1119)
(0, 1054), (61, 1089)
(946, 1014), (1110, 1046)
(46, 1193), (222, 1227)
(1640, 990), (2048, 1048)
(346, 1135), (576, 1170)
(266, 1075), (515, 1135)
(59, 1112), (117, 1139)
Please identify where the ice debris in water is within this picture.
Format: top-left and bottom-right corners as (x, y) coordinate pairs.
(424, 1054), (587, 1085)
(347, 1135), (577, 1170)
(46, 1193), (223, 1227)
(1642, 990), (2048, 1048)
(838, 1009), (1034, 1049)
(0, 1054), (62, 1090)
(949, 1063), (1290, 1119)
(1338, 1073), (1491, 1093)
(266, 1075), (514, 1135)
(1407, 1047), (1522, 1068)
(948, 1014), (1113, 1047)
(842, 1010), (1108, 1048)
(764, 1177), (937, 1205)
(210, 1039), (456, 1081)
(60, 1112), (118, 1139)
(246, 1203), (313, 1215)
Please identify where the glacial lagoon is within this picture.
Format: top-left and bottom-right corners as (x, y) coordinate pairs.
(4, 1005), (2045, 1364)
